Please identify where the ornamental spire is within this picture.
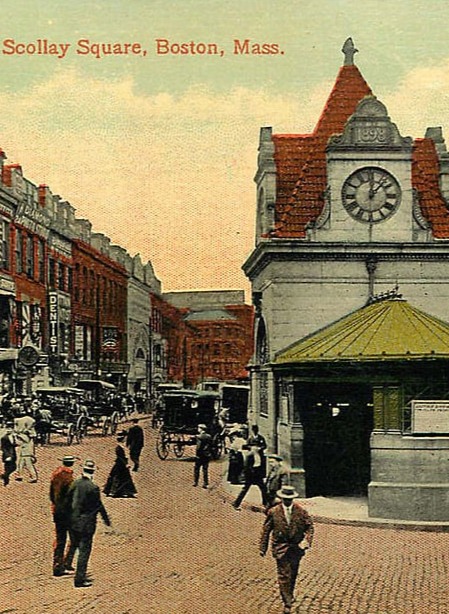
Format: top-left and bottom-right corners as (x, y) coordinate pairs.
(342, 37), (358, 66)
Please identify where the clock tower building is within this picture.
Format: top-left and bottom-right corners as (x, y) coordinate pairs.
(243, 40), (449, 517)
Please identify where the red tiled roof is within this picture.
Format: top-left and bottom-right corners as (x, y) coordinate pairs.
(273, 65), (372, 237)
(412, 138), (449, 238)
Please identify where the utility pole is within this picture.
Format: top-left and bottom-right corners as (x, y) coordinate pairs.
(95, 282), (101, 379)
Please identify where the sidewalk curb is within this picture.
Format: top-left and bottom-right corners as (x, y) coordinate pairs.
(216, 482), (449, 532)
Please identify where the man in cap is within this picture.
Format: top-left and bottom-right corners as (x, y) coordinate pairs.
(265, 454), (289, 509)
(125, 418), (144, 471)
(66, 459), (111, 588)
(193, 423), (212, 489)
(50, 454), (77, 576)
(259, 484), (314, 614)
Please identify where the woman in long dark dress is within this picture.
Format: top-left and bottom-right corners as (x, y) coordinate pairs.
(104, 445), (137, 498)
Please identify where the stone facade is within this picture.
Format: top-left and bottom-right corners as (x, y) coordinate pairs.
(243, 40), (449, 520)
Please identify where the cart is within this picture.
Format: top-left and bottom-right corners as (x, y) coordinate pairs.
(156, 389), (222, 460)
(35, 387), (88, 445)
(74, 380), (120, 436)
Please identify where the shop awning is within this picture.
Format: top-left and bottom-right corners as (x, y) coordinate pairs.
(274, 298), (449, 364)
(0, 349), (18, 362)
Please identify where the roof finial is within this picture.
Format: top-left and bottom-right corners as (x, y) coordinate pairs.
(342, 38), (358, 66)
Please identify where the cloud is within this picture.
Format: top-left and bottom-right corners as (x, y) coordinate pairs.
(383, 59), (449, 137)
(0, 68), (324, 294)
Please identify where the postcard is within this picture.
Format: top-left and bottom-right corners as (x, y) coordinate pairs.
(1, 1), (448, 613)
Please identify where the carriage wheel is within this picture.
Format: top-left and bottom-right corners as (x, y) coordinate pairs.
(102, 417), (110, 436)
(173, 434), (185, 458)
(156, 430), (170, 460)
(110, 412), (119, 435)
(67, 423), (75, 446)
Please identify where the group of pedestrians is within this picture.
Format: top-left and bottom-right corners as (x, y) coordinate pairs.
(203, 421), (314, 614)
(0, 411), (39, 485)
(50, 455), (111, 588)
(49, 417), (145, 589)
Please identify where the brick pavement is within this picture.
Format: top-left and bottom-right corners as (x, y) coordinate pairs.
(0, 418), (448, 613)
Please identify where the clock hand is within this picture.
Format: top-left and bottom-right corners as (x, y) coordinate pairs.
(372, 176), (389, 194)
(368, 170), (375, 199)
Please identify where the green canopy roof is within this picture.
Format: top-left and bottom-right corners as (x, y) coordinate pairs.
(274, 299), (449, 365)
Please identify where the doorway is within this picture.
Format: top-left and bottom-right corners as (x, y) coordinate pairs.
(297, 382), (373, 497)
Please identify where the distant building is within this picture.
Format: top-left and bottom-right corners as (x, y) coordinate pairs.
(163, 290), (254, 386)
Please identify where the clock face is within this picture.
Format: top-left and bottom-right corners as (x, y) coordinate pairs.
(342, 167), (401, 224)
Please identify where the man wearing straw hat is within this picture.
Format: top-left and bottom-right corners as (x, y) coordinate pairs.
(49, 454), (77, 576)
(259, 485), (314, 614)
(66, 459), (111, 588)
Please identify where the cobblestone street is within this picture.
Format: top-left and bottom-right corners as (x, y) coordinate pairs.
(1, 417), (449, 614)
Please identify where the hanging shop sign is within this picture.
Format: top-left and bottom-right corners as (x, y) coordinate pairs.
(412, 400), (449, 434)
(48, 291), (59, 354)
(102, 327), (119, 353)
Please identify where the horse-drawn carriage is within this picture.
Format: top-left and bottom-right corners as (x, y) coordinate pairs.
(75, 380), (120, 436)
(155, 389), (223, 460)
(35, 386), (88, 445)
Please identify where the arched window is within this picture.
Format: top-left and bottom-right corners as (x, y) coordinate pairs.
(256, 318), (268, 365)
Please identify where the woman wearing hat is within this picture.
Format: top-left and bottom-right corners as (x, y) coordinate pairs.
(259, 485), (314, 614)
(103, 445), (137, 498)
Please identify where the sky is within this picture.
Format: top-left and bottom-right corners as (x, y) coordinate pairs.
(1, 0), (449, 297)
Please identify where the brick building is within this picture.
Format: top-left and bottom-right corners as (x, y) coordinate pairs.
(163, 290), (254, 387)
(71, 237), (128, 387)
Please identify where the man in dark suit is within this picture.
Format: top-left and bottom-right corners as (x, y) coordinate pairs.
(0, 422), (17, 486)
(65, 459), (111, 588)
(126, 418), (144, 471)
(247, 424), (267, 478)
(232, 442), (268, 509)
(265, 454), (289, 509)
(193, 423), (212, 488)
(260, 485), (314, 614)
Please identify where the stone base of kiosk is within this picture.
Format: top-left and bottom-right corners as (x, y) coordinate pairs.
(369, 431), (449, 521)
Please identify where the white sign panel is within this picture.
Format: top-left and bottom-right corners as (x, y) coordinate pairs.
(412, 400), (449, 434)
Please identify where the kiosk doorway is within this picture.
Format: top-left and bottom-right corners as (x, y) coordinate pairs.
(298, 382), (373, 497)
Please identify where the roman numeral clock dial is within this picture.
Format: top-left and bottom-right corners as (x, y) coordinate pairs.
(341, 167), (401, 224)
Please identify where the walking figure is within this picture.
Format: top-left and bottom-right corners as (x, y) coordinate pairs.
(1, 422), (17, 486)
(259, 485), (314, 613)
(126, 418), (144, 471)
(265, 454), (289, 509)
(50, 454), (76, 576)
(193, 423), (212, 489)
(15, 430), (38, 483)
(232, 442), (268, 509)
(65, 459), (111, 588)
(104, 445), (137, 498)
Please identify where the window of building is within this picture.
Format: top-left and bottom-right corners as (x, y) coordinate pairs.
(58, 262), (65, 291)
(49, 258), (56, 289)
(74, 264), (80, 302)
(15, 229), (23, 274)
(0, 220), (10, 270)
(26, 234), (34, 279)
(67, 267), (73, 293)
(37, 239), (45, 283)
